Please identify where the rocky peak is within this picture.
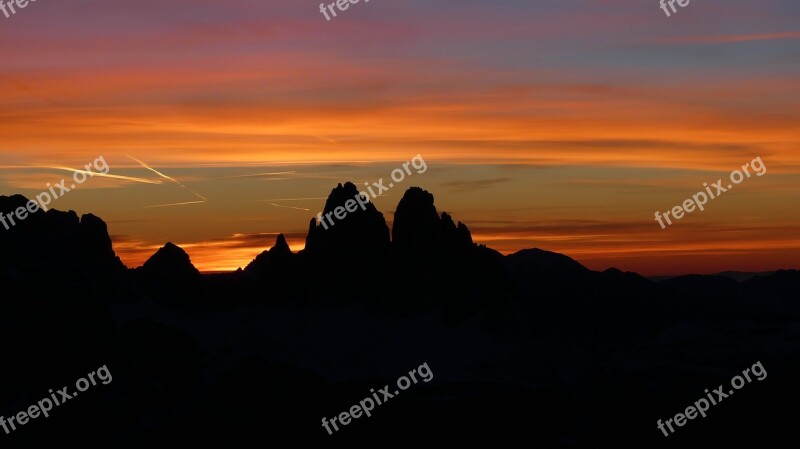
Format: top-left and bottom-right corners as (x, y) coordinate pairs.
(141, 242), (201, 280)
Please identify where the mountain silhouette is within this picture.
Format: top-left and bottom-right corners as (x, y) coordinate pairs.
(139, 242), (202, 280)
(1, 186), (799, 447)
(0, 194), (125, 280)
(244, 233), (293, 275)
(393, 187), (474, 259)
(305, 182), (390, 259)
(134, 242), (202, 306)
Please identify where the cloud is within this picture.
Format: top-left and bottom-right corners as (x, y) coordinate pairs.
(442, 177), (511, 192)
(657, 31), (800, 45)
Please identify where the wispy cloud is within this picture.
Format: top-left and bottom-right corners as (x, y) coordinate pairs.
(443, 177), (511, 192)
(657, 31), (800, 44)
(206, 171), (298, 180)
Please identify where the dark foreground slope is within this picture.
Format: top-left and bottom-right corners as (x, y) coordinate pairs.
(1, 189), (798, 448)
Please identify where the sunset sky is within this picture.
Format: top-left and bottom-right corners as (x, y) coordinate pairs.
(1, 0), (798, 275)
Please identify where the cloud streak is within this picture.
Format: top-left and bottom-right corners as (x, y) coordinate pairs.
(658, 31), (800, 44)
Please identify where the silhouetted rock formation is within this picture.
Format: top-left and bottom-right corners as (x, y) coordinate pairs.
(2, 186), (800, 447)
(305, 182), (390, 261)
(392, 187), (474, 259)
(0, 195), (118, 411)
(140, 242), (201, 281)
(302, 182), (390, 301)
(79, 213), (126, 272)
(240, 234), (301, 302)
(380, 186), (511, 315)
(392, 187), (440, 259)
(133, 242), (202, 306)
(271, 233), (292, 258)
(0, 194), (125, 280)
(244, 233), (293, 275)
(441, 211), (473, 251)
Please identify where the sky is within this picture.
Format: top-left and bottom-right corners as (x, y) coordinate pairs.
(0, 0), (798, 275)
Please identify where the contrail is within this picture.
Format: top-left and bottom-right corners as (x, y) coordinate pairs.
(0, 165), (161, 185)
(267, 203), (311, 211)
(207, 171), (297, 180)
(257, 197), (326, 201)
(39, 166), (162, 184)
(142, 200), (206, 209)
(127, 156), (207, 201)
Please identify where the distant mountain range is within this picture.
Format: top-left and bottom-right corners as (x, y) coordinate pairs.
(2, 185), (795, 308)
(650, 271), (777, 282)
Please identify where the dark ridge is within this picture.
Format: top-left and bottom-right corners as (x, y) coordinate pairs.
(2, 187), (800, 446)
(244, 233), (294, 275)
(0, 195), (125, 279)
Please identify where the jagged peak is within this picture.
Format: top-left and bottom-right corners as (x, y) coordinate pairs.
(270, 233), (292, 257)
(392, 187), (473, 256)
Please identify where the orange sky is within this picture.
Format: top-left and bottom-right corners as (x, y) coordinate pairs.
(1, 0), (798, 275)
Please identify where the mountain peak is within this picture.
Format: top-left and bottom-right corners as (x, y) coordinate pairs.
(392, 187), (473, 258)
(141, 242), (201, 279)
(243, 234), (295, 276)
(0, 196), (125, 278)
(270, 233), (291, 257)
(505, 248), (590, 276)
(305, 181), (390, 261)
